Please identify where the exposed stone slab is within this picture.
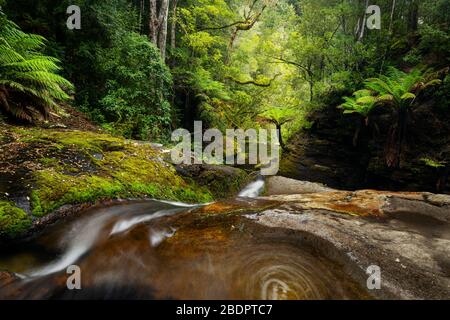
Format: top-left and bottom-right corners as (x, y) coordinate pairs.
(254, 189), (450, 299)
(265, 176), (334, 195)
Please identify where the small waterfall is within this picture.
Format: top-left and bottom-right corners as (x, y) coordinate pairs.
(26, 202), (190, 278)
(238, 177), (265, 198)
(110, 208), (180, 236)
(27, 211), (115, 277)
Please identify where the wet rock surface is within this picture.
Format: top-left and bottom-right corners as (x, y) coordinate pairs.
(1, 145), (449, 303)
(265, 176), (334, 195)
(0, 187), (449, 299)
(257, 189), (450, 299)
(0, 199), (370, 300)
(0, 271), (18, 288)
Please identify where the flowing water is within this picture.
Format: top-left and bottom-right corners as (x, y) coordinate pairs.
(238, 177), (265, 198)
(0, 181), (370, 300)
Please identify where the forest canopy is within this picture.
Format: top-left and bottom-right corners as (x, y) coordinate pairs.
(0, 0), (449, 144)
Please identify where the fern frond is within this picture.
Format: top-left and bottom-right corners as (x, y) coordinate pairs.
(0, 14), (73, 121)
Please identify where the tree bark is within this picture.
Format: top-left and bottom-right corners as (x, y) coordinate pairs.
(148, 0), (170, 60)
(148, 0), (158, 44)
(380, 0), (396, 73)
(389, 0), (396, 34)
(170, 0), (178, 49)
(276, 123), (284, 150)
(158, 0), (169, 61)
(309, 80), (314, 102)
(138, 0), (144, 33)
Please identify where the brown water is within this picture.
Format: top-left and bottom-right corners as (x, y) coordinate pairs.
(0, 199), (370, 300)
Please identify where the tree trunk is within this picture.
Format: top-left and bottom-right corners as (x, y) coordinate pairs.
(158, 0), (169, 61)
(309, 79), (314, 102)
(354, 17), (361, 39)
(388, 0), (396, 34)
(436, 167), (449, 193)
(148, 0), (170, 60)
(170, 0), (178, 49)
(380, 0), (396, 73)
(138, 0), (143, 33)
(385, 106), (408, 168)
(353, 119), (363, 147)
(148, 0), (158, 44)
(276, 123), (285, 150)
(408, 0), (419, 32)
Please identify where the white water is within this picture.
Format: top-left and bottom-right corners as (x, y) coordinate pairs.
(26, 202), (191, 278)
(156, 200), (201, 207)
(23, 186), (263, 279)
(238, 178), (265, 198)
(110, 208), (180, 236)
(27, 211), (115, 277)
(149, 227), (176, 247)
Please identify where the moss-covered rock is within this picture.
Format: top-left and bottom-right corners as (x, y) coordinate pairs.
(0, 124), (214, 237)
(0, 201), (32, 238)
(175, 164), (250, 199)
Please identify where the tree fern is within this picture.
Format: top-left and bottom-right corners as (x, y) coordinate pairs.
(0, 13), (73, 121)
(339, 89), (378, 121)
(339, 89), (379, 147)
(365, 67), (441, 111)
(364, 67), (442, 167)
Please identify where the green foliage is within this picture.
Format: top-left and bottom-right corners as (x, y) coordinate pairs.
(2, 0), (449, 238)
(98, 33), (173, 141)
(261, 108), (296, 126)
(365, 67), (441, 110)
(420, 157), (446, 169)
(419, 24), (450, 63)
(0, 201), (32, 237)
(339, 89), (378, 119)
(0, 13), (73, 121)
(3, 0), (449, 151)
(3, 0), (173, 141)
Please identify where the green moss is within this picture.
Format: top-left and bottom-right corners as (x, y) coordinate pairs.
(6, 126), (214, 222)
(13, 127), (124, 153)
(31, 168), (213, 216)
(53, 131), (124, 153)
(0, 201), (32, 238)
(200, 170), (249, 199)
(39, 157), (60, 167)
(31, 170), (122, 216)
(30, 141), (213, 216)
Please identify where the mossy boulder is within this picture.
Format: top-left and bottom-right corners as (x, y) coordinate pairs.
(0, 124), (215, 238)
(0, 201), (32, 238)
(175, 164), (250, 199)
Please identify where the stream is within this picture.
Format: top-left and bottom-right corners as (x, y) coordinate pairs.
(0, 180), (370, 300)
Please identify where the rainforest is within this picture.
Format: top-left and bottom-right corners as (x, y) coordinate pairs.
(0, 0), (449, 302)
